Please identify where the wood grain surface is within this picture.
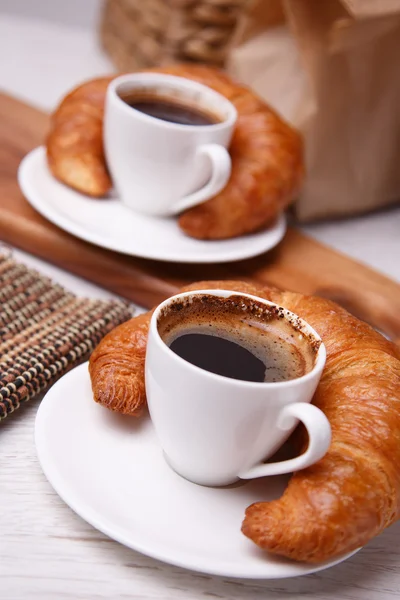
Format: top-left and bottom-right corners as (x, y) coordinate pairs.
(2, 400), (400, 600)
(1, 92), (400, 599)
(1, 92), (400, 344)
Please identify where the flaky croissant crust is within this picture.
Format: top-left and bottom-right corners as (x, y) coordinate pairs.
(46, 65), (303, 240)
(89, 280), (400, 563)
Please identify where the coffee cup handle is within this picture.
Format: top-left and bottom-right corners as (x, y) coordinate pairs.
(238, 403), (332, 480)
(171, 143), (232, 214)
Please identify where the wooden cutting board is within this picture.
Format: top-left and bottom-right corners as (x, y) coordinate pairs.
(1, 91), (400, 344)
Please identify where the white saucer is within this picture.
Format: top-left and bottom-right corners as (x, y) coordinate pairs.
(18, 147), (286, 264)
(35, 363), (359, 579)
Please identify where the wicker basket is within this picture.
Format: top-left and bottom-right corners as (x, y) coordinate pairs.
(100, 0), (253, 72)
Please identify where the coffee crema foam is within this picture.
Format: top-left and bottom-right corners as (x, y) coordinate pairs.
(158, 294), (320, 382)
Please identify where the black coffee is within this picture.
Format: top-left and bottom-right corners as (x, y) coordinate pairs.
(120, 93), (220, 126)
(170, 333), (266, 382)
(158, 294), (320, 383)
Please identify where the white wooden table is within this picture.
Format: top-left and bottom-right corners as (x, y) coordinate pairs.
(2, 385), (400, 600)
(1, 13), (400, 599)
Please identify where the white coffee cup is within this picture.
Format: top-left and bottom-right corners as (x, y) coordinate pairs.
(104, 73), (237, 217)
(145, 290), (331, 487)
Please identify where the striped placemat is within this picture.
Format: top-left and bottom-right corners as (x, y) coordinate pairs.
(0, 251), (133, 420)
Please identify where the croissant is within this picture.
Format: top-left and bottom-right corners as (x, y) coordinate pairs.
(47, 77), (113, 197)
(89, 280), (400, 563)
(89, 312), (150, 416)
(47, 65), (303, 240)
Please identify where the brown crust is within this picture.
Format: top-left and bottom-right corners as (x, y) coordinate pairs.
(89, 280), (400, 563)
(47, 77), (113, 197)
(89, 311), (151, 416)
(241, 289), (400, 562)
(46, 65), (303, 239)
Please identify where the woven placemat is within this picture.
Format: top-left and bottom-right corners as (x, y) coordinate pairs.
(0, 251), (133, 420)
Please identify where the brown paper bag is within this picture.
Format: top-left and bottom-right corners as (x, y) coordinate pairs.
(227, 0), (400, 222)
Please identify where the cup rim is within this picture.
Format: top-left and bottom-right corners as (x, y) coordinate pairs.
(107, 72), (238, 132)
(150, 289), (327, 389)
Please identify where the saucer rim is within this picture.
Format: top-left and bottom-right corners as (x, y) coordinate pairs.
(35, 363), (360, 580)
(18, 146), (287, 264)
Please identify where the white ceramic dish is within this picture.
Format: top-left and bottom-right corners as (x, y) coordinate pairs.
(35, 363), (359, 579)
(18, 147), (287, 264)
